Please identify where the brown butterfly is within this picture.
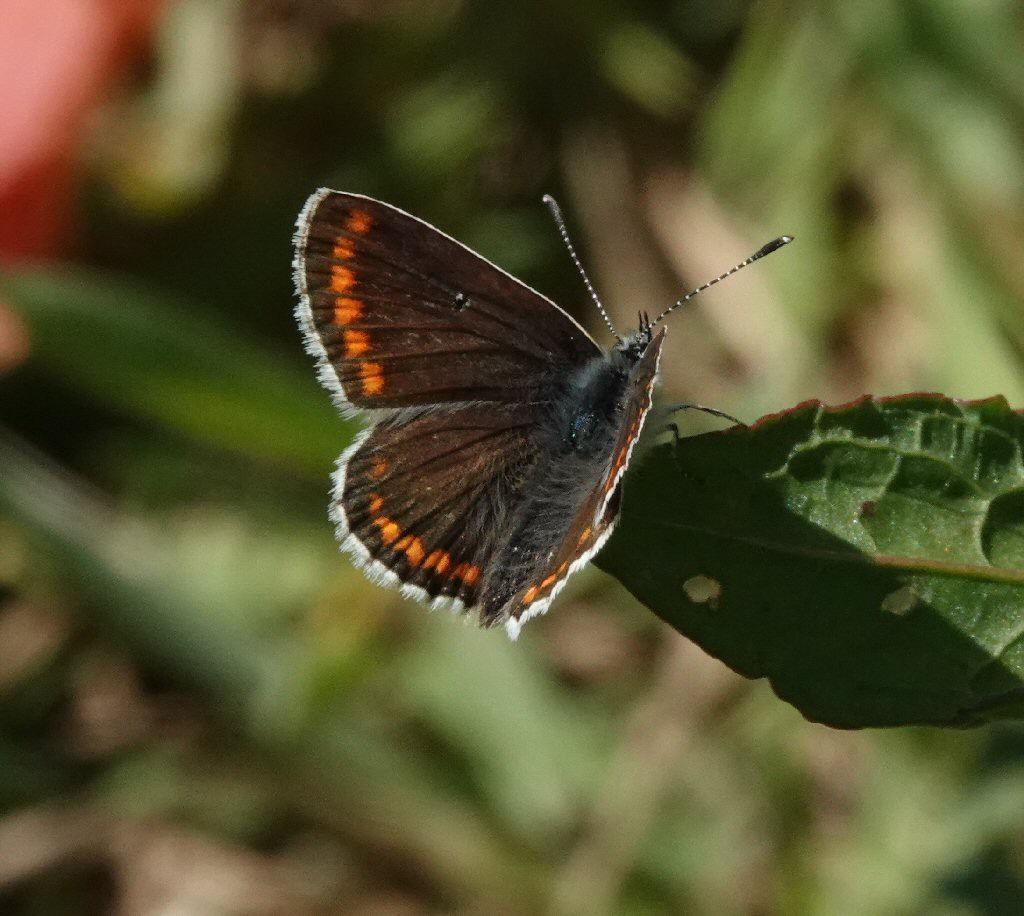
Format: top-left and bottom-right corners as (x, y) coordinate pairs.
(293, 189), (791, 637)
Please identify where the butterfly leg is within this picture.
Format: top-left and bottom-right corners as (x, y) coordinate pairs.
(660, 403), (744, 473)
(662, 420), (682, 446)
(660, 420), (698, 476)
(663, 401), (745, 427)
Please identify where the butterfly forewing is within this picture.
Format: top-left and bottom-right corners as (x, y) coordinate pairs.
(294, 190), (601, 413)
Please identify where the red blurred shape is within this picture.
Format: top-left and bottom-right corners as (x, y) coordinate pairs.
(0, 0), (165, 261)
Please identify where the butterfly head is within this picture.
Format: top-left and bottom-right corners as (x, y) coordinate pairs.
(614, 312), (655, 364)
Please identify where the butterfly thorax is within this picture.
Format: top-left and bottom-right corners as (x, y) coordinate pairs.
(558, 326), (653, 454)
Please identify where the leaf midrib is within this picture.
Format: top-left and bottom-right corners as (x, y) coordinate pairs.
(652, 518), (1024, 585)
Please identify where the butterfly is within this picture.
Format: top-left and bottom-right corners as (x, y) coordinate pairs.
(293, 189), (791, 638)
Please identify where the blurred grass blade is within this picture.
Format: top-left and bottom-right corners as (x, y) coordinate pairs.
(0, 267), (347, 472)
(400, 622), (605, 846)
(599, 394), (1024, 728)
(0, 426), (285, 699)
(0, 428), (535, 891)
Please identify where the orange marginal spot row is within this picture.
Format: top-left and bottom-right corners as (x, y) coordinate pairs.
(370, 509), (423, 566)
(522, 559), (570, 606)
(366, 507), (476, 580)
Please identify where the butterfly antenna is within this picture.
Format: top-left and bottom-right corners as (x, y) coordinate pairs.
(652, 235), (794, 326)
(542, 194), (621, 343)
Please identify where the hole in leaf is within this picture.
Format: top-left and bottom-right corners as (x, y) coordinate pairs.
(683, 575), (722, 608)
(880, 585), (918, 616)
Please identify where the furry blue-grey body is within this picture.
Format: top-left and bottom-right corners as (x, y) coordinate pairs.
(478, 327), (658, 621)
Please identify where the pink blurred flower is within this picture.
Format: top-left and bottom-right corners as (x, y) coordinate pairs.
(0, 0), (164, 261)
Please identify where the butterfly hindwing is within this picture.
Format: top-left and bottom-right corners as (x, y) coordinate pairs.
(336, 402), (542, 612)
(294, 189), (601, 414)
(337, 327), (662, 634)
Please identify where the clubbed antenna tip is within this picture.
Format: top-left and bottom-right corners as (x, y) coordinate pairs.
(652, 234), (795, 326)
(756, 235), (795, 258)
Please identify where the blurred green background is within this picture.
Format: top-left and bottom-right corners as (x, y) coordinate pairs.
(2, 1), (1024, 913)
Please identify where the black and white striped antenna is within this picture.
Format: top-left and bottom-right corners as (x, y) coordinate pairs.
(652, 235), (794, 327)
(544, 193), (793, 337)
(543, 194), (621, 343)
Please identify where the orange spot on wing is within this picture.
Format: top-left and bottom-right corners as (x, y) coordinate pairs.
(604, 447), (629, 492)
(368, 493), (384, 514)
(557, 561), (569, 574)
(577, 526), (592, 546)
(346, 209), (373, 235)
(540, 573), (557, 589)
(371, 456), (390, 479)
(330, 265), (356, 293)
(452, 563), (481, 587)
(332, 237), (355, 260)
(344, 329), (371, 357)
(424, 550), (451, 574)
(405, 537), (425, 567)
(333, 297), (363, 325)
(359, 362), (385, 396)
(373, 516), (401, 545)
(523, 586), (539, 605)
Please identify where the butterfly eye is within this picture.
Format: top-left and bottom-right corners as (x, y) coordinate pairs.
(452, 291), (470, 311)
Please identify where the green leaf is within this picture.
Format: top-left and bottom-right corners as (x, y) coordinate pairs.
(0, 267), (347, 472)
(598, 394), (1024, 729)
